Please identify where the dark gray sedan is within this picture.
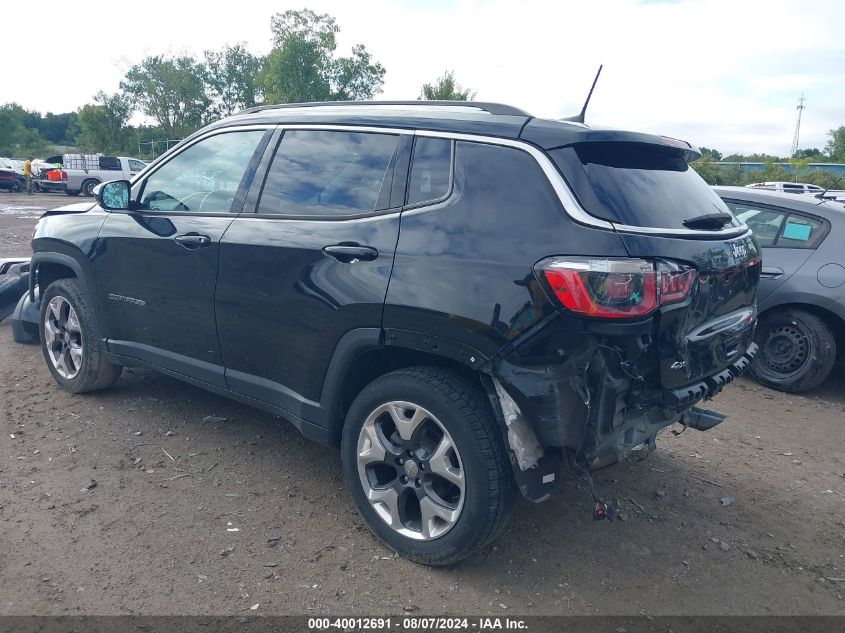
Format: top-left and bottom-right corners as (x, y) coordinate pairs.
(715, 187), (845, 392)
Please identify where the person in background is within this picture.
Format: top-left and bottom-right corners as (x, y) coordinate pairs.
(23, 157), (33, 195)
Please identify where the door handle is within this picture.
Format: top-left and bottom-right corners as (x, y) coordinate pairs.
(174, 233), (211, 249)
(760, 266), (784, 279)
(322, 244), (379, 263)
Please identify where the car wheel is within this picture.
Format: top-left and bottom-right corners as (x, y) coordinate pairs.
(751, 309), (836, 393)
(40, 278), (122, 393)
(10, 182), (20, 193)
(82, 179), (99, 197)
(341, 366), (517, 566)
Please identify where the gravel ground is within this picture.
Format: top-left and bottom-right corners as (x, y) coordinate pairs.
(0, 191), (77, 259)
(0, 201), (844, 617)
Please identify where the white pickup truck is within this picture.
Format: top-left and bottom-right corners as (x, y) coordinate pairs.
(41, 154), (148, 196)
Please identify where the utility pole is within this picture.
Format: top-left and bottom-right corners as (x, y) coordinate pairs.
(791, 94), (806, 157)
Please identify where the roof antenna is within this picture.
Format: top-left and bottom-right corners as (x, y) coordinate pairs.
(561, 65), (603, 124)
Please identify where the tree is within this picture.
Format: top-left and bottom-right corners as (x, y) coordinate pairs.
(329, 44), (386, 101)
(824, 126), (845, 162)
(76, 92), (133, 153)
(120, 55), (211, 138)
(419, 71), (475, 101)
(262, 9), (385, 104)
(204, 44), (265, 118)
(0, 103), (48, 156)
(792, 147), (824, 160)
(698, 146), (722, 162)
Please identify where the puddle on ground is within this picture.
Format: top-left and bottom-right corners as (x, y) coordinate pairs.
(0, 204), (43, 216)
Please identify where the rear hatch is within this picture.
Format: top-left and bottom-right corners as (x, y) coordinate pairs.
(549, 141), (761, 389)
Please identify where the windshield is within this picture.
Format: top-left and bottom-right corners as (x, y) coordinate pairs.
(550, 142), (740, 230)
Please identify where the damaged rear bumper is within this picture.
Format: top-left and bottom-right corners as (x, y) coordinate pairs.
(665, 342), (758, 407)
(488, 336), (758, 502)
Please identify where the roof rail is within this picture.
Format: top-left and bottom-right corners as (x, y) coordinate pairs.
(239, 100), (532, 117)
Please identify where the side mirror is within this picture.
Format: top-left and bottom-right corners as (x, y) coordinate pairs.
(97, 180), (131, 211)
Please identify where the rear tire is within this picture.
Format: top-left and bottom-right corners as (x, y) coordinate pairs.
(81, 179), (99, 197)
(341, 366), (517, 566)
(751, 309), (836, 393)
(39, 278), (122, 393)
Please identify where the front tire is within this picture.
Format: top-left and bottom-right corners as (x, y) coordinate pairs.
(751, 309), (836, 393)
(40, 278), (122, 393)
(341, 367), (517, 566)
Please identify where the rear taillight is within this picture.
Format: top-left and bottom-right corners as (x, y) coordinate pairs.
(658, 262), (696, 305)
(540, 257), (695, 319)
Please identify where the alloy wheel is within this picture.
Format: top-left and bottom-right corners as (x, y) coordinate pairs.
(356, 401), (465, 540)
(44, 296), (83, 379)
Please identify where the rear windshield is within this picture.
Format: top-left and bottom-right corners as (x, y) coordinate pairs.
(550, 142), (738, 229)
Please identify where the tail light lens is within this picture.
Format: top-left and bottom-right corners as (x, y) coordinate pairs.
(658, 261), (696, 304)
(540, 257), (695, 319)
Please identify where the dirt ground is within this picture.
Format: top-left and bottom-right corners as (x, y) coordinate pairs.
(0, 200), (843, 617)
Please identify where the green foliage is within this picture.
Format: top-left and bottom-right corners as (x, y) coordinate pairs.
(0, 103), (48, 156)
(120, 55), (211, 138)
(825, 126), (845, 162)
(262, 9), (384, 104)
(204, 44), (265, 118)
(76, 92), (134, 154)
(330, 44), (386, 101)
(419, 71), (475, 101)
(692, 157), (842, 189)
(698, 147), (722, 161)
(792, 147), (824, 160)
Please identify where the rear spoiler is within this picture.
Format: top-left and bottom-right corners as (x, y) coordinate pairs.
(520, 119), (702, 162)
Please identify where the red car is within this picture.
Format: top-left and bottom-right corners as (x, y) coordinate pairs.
(0, 168), (24, 192)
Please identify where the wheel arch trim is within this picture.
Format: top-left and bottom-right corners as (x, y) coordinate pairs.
(29, 252), (105, 341)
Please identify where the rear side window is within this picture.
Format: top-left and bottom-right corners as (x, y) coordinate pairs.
(725, 201), (827, 249)
(100, 156), (121, 171)
(550, 142), (737, 230)
(779, 214), (826, 248)
(407, 137), (452, 206)
(258, 130), (399, 217)
(726, 202), (786, 247)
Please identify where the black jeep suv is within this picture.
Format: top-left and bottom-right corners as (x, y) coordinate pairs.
(19, 101), (760, 565)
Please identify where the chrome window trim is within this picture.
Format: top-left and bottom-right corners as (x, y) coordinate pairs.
(414, 129), (615, 230)
(416, 130), (749, 238)
(149, 123), (748, 238)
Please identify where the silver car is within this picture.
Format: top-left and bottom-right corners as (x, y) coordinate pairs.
(716, 186), (845, 392)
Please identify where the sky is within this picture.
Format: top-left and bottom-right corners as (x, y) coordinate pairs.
(3, 0), (843, 157)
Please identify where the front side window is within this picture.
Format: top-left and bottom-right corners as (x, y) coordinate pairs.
(258, 130), (399, 217)
(137, 131), (264, 213)
(407, 137), (452, 206)
(726, 202), (786, 247)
